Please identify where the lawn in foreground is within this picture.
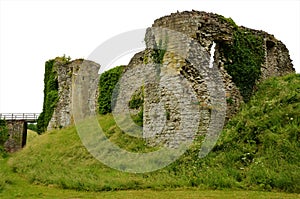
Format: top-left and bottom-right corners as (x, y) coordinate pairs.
(1, 183), (300, 199)
(1, 157), (299, 199)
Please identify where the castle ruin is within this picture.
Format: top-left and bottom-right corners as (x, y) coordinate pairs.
(42, 11), (294, 148)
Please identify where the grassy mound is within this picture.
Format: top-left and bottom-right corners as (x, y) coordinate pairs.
(8, 74), (300, 193)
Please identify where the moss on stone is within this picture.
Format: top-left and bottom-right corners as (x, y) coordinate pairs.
(217, 15), (239, 30)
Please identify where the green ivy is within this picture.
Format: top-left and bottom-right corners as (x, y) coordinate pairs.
(131, 108), (144, 127)
(151, 38), (168, 79)
(128, 86), (144, 127)
(220, 27), (265, 102)
(98, 65), (125, 114)
(37, 55), (70, 134)
(128, 86), (144, 109)
(0, 120), (8, 155)
(152, 39), (167, 64)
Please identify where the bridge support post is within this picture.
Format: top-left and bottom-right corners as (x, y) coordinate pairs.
(4, 120), (27, 153)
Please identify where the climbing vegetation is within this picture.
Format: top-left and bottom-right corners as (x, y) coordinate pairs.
(37, 55), (70, 134)
(98, 65), (125, 114)
(128, 86), (144, 109)
(128, 86), (144, 127)
(152, 38), (168, 64)
(219, 17), (265, 102)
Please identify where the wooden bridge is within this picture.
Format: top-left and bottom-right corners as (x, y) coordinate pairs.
(0, 113), (40, 153)
(0, 113), (40, 122)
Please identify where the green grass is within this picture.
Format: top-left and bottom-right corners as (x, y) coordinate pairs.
(26, 130), (38, 143)
(1, 158), (299, 199)
(0, 74), (299, 198)
(214, 73), (300, 192)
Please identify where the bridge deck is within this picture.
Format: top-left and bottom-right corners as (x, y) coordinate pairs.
(0, 113), (40, 122)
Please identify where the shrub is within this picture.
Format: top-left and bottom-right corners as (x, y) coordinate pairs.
(28, 123), (38, 132)
(0, 120), (8, 157)
(0, 120), (8, 145)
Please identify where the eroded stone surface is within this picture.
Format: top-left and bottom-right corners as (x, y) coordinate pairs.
(47, 59), (100, 130)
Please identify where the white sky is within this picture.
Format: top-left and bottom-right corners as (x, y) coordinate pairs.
(0, 0), (299, 113)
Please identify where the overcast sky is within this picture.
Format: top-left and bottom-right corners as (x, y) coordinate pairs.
(0, 0), (299, 113)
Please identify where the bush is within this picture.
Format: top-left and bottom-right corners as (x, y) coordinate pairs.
(28, 123), (38, 132)
(0, 120), (8, 157)
(0, 120), (8, 145)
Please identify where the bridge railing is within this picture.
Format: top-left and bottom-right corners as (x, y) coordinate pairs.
(0, 113), (40, 122)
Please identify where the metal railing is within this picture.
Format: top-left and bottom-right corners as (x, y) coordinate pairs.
(0, 113), (40, 122)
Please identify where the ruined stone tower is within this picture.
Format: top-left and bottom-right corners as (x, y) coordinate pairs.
(125, 11), (294, 147)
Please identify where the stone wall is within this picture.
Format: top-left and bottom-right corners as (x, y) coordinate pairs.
(151, 11), (294, 77)
(45, 11), (295, 149)
(4, 120), (27, 153)
(47, 59), (100, 131)
(126, 10), (295, 147)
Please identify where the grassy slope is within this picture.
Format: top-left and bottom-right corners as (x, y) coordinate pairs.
(185, 73), (300, 193)
(211, 74), (300, 192)
(26, 130), (38, 143)
(1, 74), (300, 197)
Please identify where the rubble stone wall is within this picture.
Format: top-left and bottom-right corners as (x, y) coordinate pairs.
(128, 11), (295, 147)
(47, 59), (100, 130)
(4, 120), (27, 153)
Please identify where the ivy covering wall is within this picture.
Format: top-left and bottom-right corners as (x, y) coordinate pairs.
(37, 56), (70, 134)
(98, 65), (125, 114)
(219, 18), (265, 102)
(128, 86), (144, 127)
(97, 65), (144, 126)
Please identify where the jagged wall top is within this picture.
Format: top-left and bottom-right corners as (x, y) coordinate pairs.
(40, 10), (295, 135)
(136, 10), (295, 147)
(150, 10), (294, 78)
